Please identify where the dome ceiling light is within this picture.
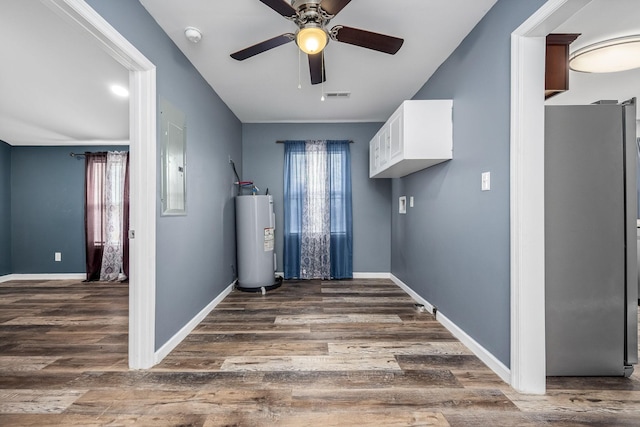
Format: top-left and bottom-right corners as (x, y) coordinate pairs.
(570, 35), (640, 73)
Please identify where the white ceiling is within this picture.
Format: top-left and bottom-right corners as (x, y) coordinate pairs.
(138, 0), (498, 123)
(0, 0), (129, 146)
(1, 0), (638, 147)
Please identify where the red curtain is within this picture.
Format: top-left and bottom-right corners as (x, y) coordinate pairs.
(85, 153), (106, 281)
(84, 152), (130, 281)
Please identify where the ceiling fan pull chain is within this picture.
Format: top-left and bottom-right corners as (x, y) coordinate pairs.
(298, 48), (302, 89)
(320, 53), (325, 101)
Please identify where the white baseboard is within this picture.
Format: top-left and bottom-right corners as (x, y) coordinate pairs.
(390, 275), (435, 313)
(353, 272), (391, 279)
(0, 273), (86, 283)
(437, 311), (511, 384)
(390, 274), (511, 384)
(274, 272), (391, 280)
(154, 280), (236, 364)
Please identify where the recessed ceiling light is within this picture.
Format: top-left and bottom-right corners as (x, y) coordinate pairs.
(569, 35), (640, 73)
(110, 84), (129, 98)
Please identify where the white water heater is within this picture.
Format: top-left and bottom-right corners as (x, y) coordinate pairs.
(235, 195), (276, 290)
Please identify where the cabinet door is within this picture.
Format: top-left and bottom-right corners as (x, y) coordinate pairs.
(379, 127), (390, 168)
(389, 111), (402, 162)
(370, 138), (378, 176)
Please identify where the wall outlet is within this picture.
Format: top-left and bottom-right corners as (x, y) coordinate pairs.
(54, 252), (62, 262)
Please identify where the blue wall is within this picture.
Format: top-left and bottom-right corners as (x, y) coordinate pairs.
(242, 123), (391, 273)
(10, 146), (126, 274)
(0, 141), (11, 276)
(390, 0), (546, 366)
(86, 0), (243, 350)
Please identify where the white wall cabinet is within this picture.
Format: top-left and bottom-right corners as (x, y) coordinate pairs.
(369, 100), (453, 178)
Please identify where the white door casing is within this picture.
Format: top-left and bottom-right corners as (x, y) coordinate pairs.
(510, 0), (592, 394)
(44, 0), (157, 369)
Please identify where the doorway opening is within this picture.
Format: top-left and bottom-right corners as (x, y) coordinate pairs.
(507, 0), (640, 394)
(47, 0), (157, 369)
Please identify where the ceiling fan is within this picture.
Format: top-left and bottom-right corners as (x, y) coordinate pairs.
(230, 0), (404, 85)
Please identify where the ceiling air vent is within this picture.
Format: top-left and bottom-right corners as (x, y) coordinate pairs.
(324, 91), (351, 99)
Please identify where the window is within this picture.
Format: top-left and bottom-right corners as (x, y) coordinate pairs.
(283, 140), (352, 279)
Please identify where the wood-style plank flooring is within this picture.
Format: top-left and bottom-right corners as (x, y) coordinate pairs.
(0, 278), (639, 426)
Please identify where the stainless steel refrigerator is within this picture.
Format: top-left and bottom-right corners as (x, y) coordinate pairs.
(545, 99), (638, 377)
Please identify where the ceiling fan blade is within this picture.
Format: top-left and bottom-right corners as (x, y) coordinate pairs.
(231, 33), (294, 61)
(321, 0), (352, 16)
(258, 0), (297, 17)
(308, 52), (326, 85)
(331, 25), (404, 55)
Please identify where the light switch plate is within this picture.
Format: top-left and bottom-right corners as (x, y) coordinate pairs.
(409, 196), (414, 207)
(481, 172), (491, 191)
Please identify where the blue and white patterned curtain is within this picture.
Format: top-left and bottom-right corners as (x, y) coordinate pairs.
(300, 141), (330, 278)
(284, 140), (352, 279)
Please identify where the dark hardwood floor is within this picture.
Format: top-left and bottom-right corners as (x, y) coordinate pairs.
(0, 278), (639, 426)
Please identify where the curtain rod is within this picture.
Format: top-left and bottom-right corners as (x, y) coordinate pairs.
(70, 151), (105, 158)
(69, 151), (107, 157)
(275, 140), (353, 143)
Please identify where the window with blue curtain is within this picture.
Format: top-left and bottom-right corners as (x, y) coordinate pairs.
(283, 140), (353, 279)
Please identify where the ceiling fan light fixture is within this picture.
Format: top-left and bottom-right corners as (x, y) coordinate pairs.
(296, 26), (328, 55)
(569, 35), (640, 73)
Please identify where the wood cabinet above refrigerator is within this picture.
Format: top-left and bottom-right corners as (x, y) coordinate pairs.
(545, 33), (580, 99)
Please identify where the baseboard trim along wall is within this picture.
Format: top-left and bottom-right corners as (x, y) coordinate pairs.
(274, 272), (391, 280)
(154, 280), (236, 364)
(0, 273), (86, 283)
(353, 272), (391, 279)
(390, 274), (511, 384)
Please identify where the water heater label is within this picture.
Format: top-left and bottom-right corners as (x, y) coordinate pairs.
(264, 227), (274, 251)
